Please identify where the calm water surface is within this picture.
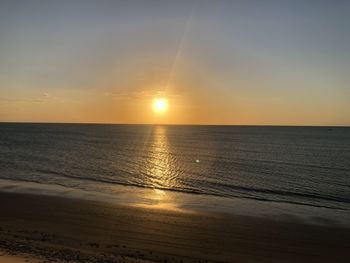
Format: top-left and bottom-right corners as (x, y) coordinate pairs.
(0, 123), (349, 211)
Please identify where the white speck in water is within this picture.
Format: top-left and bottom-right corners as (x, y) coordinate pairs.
(196, 159), (200, 163)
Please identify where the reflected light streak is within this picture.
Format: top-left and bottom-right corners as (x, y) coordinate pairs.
(139, 126), (183, 211)
(146, 126), (176, 189)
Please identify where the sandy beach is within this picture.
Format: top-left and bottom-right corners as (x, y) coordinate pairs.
(0, 192), (349, 263)
(0, 254), (41, 263)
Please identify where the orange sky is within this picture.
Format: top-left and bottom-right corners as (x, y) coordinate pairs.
(0, 1), (349, 126)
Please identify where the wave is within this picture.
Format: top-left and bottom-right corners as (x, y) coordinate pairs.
(12, 168), (350, 211)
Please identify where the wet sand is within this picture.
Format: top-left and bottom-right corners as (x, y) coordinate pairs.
(0, 192), (349, 263)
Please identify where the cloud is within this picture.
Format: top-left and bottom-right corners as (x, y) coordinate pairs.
(0, 92), (53, 104)
(104, 89), (183, 100)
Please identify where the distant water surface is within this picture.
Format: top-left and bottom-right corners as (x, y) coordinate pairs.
(0, 123), (349, 211)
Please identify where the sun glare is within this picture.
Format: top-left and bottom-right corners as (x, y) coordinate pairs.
(152, 98), (168, 114)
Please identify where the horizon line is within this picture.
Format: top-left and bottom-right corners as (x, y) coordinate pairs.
(0, 121), (349, 128)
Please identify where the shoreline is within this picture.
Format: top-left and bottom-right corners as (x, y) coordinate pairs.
(0, 191), (350, 262)
(1, 178), (349, 229)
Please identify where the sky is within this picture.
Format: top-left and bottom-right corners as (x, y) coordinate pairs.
(0, 0), (349, 125)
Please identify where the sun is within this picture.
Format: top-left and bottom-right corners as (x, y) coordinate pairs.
(152, 98), (168, 114)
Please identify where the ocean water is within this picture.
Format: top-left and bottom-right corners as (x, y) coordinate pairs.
(0, 123), (349, 212)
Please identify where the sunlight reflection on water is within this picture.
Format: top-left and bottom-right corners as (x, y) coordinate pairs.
(141, 126), (181, 210)
(145, 126), (177, 189)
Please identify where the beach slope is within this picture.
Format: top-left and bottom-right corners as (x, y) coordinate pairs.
(0, 192), (349, 262)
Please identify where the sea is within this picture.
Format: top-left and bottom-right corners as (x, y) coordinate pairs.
(0, 123), (349, 224)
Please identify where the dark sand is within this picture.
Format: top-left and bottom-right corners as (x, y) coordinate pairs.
(0, 192), (349, 262)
